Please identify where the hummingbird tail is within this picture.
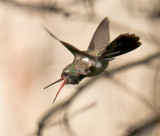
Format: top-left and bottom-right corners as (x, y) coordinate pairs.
(99, 33), (141, 60)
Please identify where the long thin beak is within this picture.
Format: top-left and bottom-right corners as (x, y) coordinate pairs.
(53, 80), (65, 103)
(43, 78), (64, 90)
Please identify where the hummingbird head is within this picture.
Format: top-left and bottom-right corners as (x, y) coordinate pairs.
(61, 64), (84, 85)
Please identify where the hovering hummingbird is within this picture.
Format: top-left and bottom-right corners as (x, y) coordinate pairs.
(43, 17), (141, 103)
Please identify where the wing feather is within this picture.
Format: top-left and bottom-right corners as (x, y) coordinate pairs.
(43, 26), (94, 59)
(88, 17), (110, 50)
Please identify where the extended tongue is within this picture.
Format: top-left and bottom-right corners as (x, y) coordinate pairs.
(53, 80), (65, 103)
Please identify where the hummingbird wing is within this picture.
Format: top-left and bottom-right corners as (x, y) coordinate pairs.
(43, 26), (86, 56)
(99, 33), (141, 61)
(88, 17), (110, 50)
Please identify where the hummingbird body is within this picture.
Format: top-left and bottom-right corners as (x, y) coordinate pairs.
(62, 49), (108, 83)
(43, 17), (141, 103)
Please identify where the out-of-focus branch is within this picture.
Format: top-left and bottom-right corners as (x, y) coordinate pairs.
(63, 111), (77, 136)
(37, 52), (160, 136)
(1, 0), (160, 48)
(124, 114), (160, 136)
(37, 77), (98, 136)
(104, 52), (160, 76)
(44, 102), (96, 128)
(153, 57), (160, 107)
(109, 77), (160, 113)
(0, 0), (95, 17)
(0, 0), (70, 16)
(43, 102), (95, 136)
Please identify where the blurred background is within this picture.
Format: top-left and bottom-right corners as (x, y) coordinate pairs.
(0, 0), (160, 136)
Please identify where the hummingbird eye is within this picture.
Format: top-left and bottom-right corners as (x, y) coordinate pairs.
(63, 71), (68, 76)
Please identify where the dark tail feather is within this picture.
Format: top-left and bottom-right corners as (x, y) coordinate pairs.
(99, 33), (141, 60)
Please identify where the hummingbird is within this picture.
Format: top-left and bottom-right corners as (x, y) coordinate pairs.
(43, 17), (141, 103)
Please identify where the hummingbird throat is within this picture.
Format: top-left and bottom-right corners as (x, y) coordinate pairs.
(43, 78), (65, 103)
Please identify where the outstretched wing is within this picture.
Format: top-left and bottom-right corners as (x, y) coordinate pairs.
(88, 17), (110, 51)
(43, 26), (83, 56)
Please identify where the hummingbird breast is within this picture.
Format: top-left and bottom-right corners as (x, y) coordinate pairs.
(62, 52), (108, 85)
